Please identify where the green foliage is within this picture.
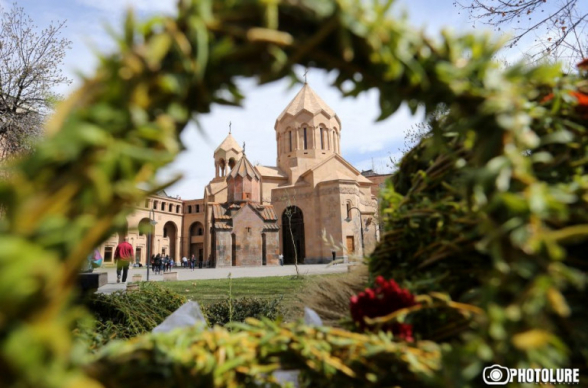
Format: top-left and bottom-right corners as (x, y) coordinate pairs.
(1, 0), (588, 386)
(85, 319), (440, 388)
(76, 282), (186, 350)
(370, 48), (588, 386)
(202, 297), (284, 327)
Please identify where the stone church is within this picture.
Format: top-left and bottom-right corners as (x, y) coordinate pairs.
(98, 83), (381, 267)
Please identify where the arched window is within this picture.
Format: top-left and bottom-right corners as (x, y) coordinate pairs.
(196, 204), (200, 213)
(153, 200), (158, 210)
(161, 202), (165, 211)
(169, 204), (173, 212)
(190, 222), (204, 237)
(138, 218), (151, 236)
(289, 131), (292, 152)
(188, 205), (192, 213)
(303, 127), (308, 149)
(320, 127), (324, 149)
(176, 205), (180, 213)
(346, 201), (351, 219)
(229, 157), (236, 170)
(219, 159), (226, 176)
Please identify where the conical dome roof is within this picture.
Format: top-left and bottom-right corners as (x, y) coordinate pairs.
(214, 133), (242, 154)
(228, 154), (261, 180)
(276, 83), (339, 123)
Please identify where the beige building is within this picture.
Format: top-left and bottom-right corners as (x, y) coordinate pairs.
(98, 83), (382, 266)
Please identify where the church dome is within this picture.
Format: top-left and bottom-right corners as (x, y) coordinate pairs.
(273, 83), (343, 175)
(214, 133), (242, 154)
(276, 83), (340, 125)
(228, 153), (261, 180)
(213, 133), (243, 179)
(227, 153), (261, 203)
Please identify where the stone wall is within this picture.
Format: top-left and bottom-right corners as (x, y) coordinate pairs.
(231, 205), (264, 266)
(214, 230), (232, 267)
(264, 230), (280, 265)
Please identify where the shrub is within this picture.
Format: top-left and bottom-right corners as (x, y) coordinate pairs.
(85, 319), (441, 388)
(76, 282), (186, 350)
(295, 265), (369, 327)
(202, 296), (283, 327)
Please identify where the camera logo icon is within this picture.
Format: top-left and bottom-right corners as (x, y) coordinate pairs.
(483, 364), (510, 385)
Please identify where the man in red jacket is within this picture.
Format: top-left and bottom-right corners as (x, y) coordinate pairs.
(114, 239), (134, 283)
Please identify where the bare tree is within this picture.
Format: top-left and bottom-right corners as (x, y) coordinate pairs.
(454, 0), (588, 65)
(388, 105), (447, 168)
(0, 3), (71, 160)
(280, 189), (302, 277)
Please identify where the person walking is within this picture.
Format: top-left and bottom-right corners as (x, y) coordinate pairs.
(165, 255), (171, 272)
(190, 254), (195, 271)
(155, 253), (162, 274)
(114, 239), (134, 283)
(182, 256), (188, 268)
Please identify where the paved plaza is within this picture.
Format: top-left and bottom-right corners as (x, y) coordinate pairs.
(96, 263), (351, 294)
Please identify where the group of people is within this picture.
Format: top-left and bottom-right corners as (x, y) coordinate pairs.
(182, 255), (205, 270)
(113, 239), (210, 283)
(150, 254), (175, 275)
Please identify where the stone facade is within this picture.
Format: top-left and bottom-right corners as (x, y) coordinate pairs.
(98, 193), (184, 265)
(99, 83), (384, 266)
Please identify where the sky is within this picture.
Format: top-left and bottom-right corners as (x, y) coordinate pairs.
(9, 0), (585, 200)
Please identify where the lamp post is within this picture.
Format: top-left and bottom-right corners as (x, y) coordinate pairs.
(147, 209), (158, 281)
(345, 206), (365, 257)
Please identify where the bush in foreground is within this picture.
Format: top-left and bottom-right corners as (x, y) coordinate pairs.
(202, 296), (284, 327)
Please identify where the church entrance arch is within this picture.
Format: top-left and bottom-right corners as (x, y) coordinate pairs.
(282, 206), (305, 265)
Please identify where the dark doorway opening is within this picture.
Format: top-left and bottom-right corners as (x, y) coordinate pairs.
(262, 233), (267, 265)
(231, 233), (237, 266)
(282, 206), (305, 265)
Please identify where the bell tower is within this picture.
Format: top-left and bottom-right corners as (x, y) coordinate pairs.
(213, 132), (242, 181)
(274, 82), (341, 182)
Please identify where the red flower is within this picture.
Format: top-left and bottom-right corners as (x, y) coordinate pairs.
(577, 58), (588, 70)
(540, 90), (588, 118)
(350, 276), (417, 341)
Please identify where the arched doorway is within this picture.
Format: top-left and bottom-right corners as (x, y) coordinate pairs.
(163, 221), (178, 261)
(282, 206), (305, 265)
(189, 221), (204, 266)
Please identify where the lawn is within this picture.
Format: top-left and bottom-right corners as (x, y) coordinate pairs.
(158, 274), (343, 320)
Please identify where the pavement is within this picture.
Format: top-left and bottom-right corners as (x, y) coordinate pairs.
(96, 263), (351, 294)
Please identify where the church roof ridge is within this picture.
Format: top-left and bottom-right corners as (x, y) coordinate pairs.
(214, 133), (242, 154)
(276, 83), (339, 123)
(299, 153), (372, 183)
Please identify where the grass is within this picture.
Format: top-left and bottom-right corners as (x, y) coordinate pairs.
(158, 274), (348, 321)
